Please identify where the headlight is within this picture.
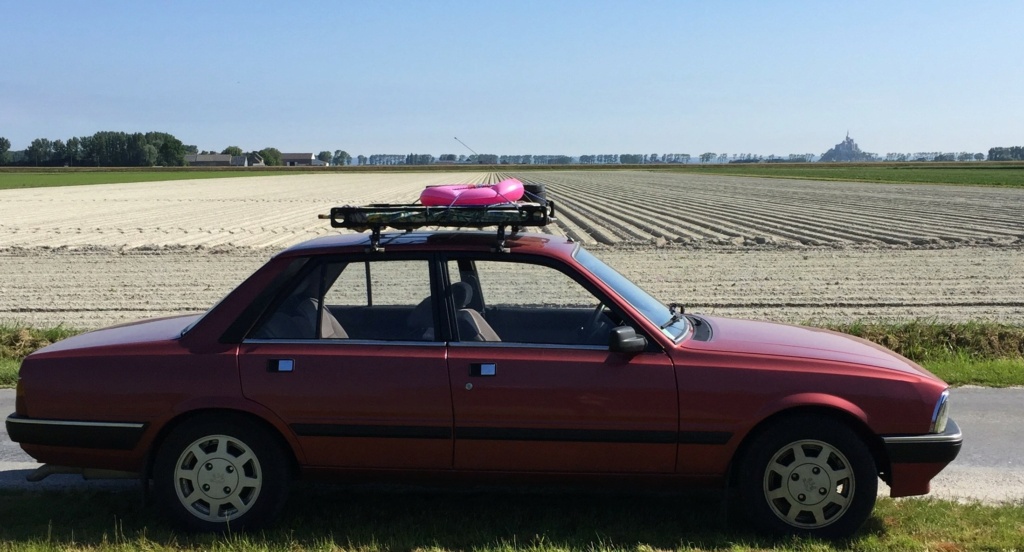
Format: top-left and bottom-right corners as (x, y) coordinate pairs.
(930, 389), (950, 434)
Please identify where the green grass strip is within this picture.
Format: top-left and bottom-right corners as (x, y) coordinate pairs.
(0, 358), (19, 388)
(0, 488), (1021, 551)
(0, 169), (282, 190)
(824, 320), (1024, 361)
(4, 163), (1024, 190)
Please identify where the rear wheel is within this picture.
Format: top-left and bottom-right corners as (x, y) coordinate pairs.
(737, 416), (877, 539)
(154, 415), (289, 532)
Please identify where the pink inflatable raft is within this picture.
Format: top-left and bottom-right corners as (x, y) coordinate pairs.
(420, 178), (525, 206)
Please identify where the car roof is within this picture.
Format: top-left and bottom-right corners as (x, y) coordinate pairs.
(277, 231), (579, 258)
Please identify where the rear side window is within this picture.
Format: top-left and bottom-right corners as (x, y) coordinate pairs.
(250, 259), (434, 341)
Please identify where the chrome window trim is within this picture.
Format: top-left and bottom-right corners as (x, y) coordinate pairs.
(8, 417), (145, 430)
(448, 341), (608, 351)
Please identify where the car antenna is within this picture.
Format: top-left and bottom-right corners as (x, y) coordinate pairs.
(454, 136), (479, 158)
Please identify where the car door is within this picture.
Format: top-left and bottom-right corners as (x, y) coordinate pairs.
(444, 256), (679, 473)
(238, 255), (453, 470)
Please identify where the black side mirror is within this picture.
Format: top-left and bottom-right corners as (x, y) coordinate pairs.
(609, 326), (647, 354)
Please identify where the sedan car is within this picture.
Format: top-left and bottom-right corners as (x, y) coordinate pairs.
(6, 207), (960, 538)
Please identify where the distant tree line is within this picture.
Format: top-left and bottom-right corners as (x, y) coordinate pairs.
(0, 131), (188, 167)
(884, 152), (986, 162)
(0, 131), (1015, 167)
(987, 147), (1024, 161)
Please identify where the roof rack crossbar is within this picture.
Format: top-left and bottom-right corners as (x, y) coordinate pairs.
(327, 202), (552, 232)
(323, 201), (554, 253)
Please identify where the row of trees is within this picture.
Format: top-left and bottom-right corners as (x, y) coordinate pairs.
(1, 134), (1014, 168)
(988, 147), (1024, 161)
(349, 153), (735, 166)
(884, 152), (986, 162)
(1, 132), (189, 167)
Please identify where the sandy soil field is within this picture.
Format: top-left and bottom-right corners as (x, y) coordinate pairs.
(1, 171), (1022, 328)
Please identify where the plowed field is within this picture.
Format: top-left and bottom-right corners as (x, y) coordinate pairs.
(1, 171), (1022, 328)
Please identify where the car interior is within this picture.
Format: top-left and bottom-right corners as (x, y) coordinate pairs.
(252, 257), (619, 346)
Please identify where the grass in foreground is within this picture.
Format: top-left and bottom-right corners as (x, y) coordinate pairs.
(0, 487), (1021, 551)
(2, 320), (1022, 387)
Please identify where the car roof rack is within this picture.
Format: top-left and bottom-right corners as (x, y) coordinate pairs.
(320, 201), (555, 252)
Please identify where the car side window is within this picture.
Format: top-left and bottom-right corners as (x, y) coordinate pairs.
(449, 259), (614, 346)
(252, 259), (435, 341)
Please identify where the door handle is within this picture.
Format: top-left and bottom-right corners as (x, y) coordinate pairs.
(469, 363), (496, 377)
(268, 359), (294, 372)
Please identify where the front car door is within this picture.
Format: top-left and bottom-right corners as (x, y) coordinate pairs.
(238, 254), (453, 470)
(444, 255), (678, 473)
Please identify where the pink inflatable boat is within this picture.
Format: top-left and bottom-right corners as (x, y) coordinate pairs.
(420, 178), (525, 206)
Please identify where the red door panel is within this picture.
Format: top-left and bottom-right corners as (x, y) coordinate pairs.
(448, 345), (678, 473)
(239, 342), (452, 469)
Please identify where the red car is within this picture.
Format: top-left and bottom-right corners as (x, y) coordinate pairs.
(6, 203), (960, 538)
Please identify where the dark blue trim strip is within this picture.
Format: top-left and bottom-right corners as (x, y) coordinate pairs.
(5, 414), (146, 451)
(289, 422), (732, 446)
(292, 423), (452, 439)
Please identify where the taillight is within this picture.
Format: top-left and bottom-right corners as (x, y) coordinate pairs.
(15, 382), (26, 415)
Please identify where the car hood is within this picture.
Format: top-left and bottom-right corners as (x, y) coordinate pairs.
(684, 315), (935, 377)
(30, 314), (202, 356)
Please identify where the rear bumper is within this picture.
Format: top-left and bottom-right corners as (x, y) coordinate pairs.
(882, 418), (962, 497)
(5, 413), (147, 451)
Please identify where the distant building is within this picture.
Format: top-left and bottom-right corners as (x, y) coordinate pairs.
(820, 133), (876, 162)
(185, 154), (249, 167)
(281, 153), (316, 166)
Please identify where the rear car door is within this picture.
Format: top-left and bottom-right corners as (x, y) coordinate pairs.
(444, 256), (679, 473)
(238, 254), (453, 469)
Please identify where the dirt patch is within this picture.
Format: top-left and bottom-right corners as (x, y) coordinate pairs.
(2, 172), (1022, 328)
(1, 245), (1021, 329)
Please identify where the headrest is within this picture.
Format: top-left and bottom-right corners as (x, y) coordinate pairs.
(450, 281), (473, 308)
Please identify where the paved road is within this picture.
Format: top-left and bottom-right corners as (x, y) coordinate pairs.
(2, 388), (1023, 501)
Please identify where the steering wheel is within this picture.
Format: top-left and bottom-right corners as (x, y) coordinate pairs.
(579, 302), (608, 344)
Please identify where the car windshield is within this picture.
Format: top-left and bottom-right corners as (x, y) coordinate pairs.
(573, 247), (690, 341)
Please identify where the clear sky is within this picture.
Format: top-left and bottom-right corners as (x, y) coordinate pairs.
(2, 1), (1021, 157)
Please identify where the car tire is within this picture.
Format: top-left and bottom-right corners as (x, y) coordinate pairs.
(153, 415), (289, 532)
(736, 416), (877, 539)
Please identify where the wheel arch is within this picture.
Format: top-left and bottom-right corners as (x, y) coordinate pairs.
(143, 408), (301, 482)
(727, 403), (891, 490)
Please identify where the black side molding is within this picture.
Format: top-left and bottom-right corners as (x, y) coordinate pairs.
(6, 414), (147, 451)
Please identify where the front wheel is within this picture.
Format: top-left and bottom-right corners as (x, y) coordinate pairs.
(153, 415), (289, 532)
(737, 416), (877, 539)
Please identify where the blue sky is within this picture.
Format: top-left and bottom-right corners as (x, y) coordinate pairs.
(2, 1), (1021, 156)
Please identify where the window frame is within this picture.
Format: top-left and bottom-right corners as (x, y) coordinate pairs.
(243, 252), (446, 344)
(439, 252), (661, 350)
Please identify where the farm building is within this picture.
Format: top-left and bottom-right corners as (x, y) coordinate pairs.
(185, 154), (249, 167)
(281, 153), (316, 166)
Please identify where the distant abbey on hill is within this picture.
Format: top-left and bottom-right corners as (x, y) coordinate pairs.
(820, 133), (875, 162)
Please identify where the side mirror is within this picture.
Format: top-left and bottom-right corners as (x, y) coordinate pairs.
(609, 326), (647, 354)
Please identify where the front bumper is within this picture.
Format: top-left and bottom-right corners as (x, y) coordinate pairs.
(881, 418), (962, 497)
(883, 418), (962, 464)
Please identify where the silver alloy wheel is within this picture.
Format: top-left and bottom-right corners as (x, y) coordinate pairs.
(173, 434), (263, 523)
(762, 439), (855, 529)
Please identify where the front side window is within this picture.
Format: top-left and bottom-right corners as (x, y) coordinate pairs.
(251, 258), (434, 341)
(573, 248), (689, 341)
(449, 259), (617, 347)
